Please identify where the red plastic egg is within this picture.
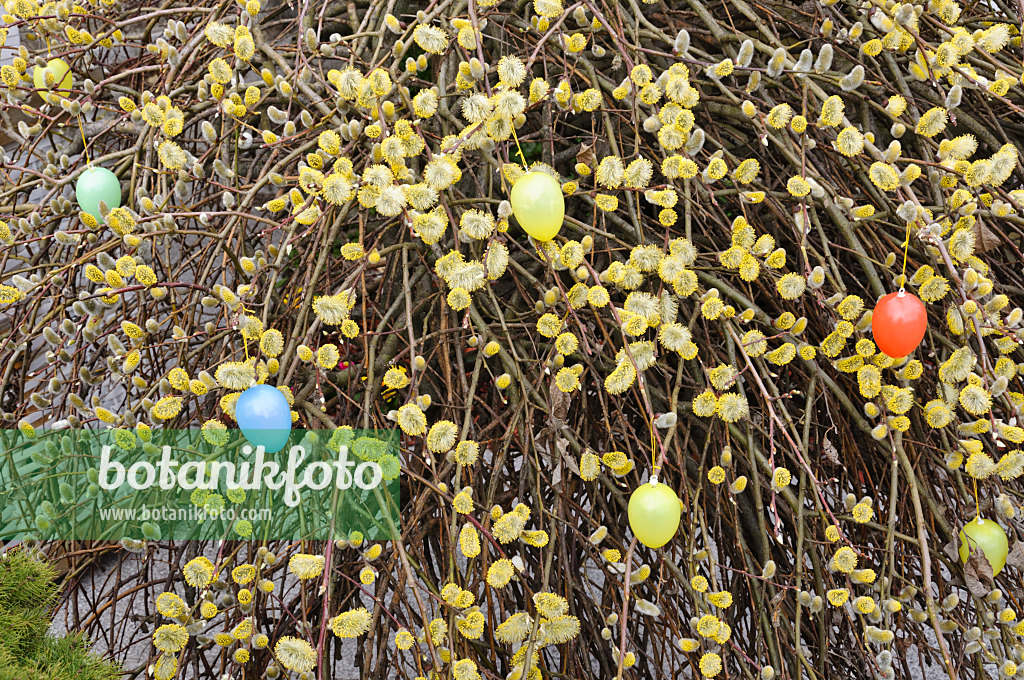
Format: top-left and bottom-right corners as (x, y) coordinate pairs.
(872, 291), (927, 358)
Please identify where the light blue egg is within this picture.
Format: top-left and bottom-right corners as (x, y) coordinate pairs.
(235, 385), (292, 453)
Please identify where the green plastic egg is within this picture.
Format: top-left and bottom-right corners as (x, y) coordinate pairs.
(33, 58), (73, 96)
(628, 480), (682, 549)
(75, 166), (122, 224)
(959, 518), (1009, 576)
(510, 171), (564, 242)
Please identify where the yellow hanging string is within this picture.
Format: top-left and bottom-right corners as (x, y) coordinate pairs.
(241, 306), (251, 361)
(510, 123), (528, 173)
(973, 478), (980, 521)
(899, 221), (911, 293)
(77, 114), (91, 165)
(650, 420), (659, 473)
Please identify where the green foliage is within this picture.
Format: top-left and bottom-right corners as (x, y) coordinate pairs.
(0, 551), (119, 680)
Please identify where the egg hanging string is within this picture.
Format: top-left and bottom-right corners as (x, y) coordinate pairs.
(649, 419), (659, 476)
(241, 305), (252, 361)
(510, 123), (528, 173)
(973, 477), (980, 521)
(77, 114), (91, 166)
(898, 220), (911, 295)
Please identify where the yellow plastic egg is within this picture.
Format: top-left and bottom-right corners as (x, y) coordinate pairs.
(33, 58), (74, 97)
(959, 517), (1009, 576)
(510, 171), (564, 241)
(628, 480), (681, 549)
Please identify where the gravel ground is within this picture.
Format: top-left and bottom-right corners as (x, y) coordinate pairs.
(44, 545), (954, 680)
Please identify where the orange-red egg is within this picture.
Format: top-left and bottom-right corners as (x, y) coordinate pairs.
(872, 291), (927, 358)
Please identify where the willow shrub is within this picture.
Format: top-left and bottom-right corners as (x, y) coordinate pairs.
(2, 0), (1024, 677)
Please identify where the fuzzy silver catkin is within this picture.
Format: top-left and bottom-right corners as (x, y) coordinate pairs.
(201, 121), (217, 143)
(685, 128), (705, 154)
(60, 98), (82, 116)
(642, 115), (662, 133)
(895, 3), (915, 26)
(654, 412), (677, 428)
(304, 27), (318, 51)
(814, 44), (834, 72)
(54, 231), (77, 245)
(995, 493), (1015, 519)
(945, 84), (963, 108)
(737, 39), (754, 68)
(767, 47), (787, 78)
(267, 105), (288, 125)
(674, 28), (690, 54)
(11, 275), (36, 292)
(897, 201), (919, 221)
(808, 265), (826, 290)
(212, 158), (235, 179)
(883, 140), (902, 163)
(840, 65), (865, 91)
(807, 177), (825, 198)
(794, 49), (813, 76)
(991, 375), (1009, 398)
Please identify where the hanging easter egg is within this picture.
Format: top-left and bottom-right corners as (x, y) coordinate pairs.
(235, 384), (292, 454)
(872, 291), (927, 358)
(32, 58), (74, 97)
(510, 171), (564, 242)
(959, 517), (1009, 577)
(75, 166), (122, 224)
(628, 479), (681, 549)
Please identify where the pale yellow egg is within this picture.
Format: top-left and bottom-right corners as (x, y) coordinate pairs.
(510, 171), (564, 241)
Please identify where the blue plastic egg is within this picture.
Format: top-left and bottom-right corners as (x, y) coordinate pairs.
(235, 385), (292, 453)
